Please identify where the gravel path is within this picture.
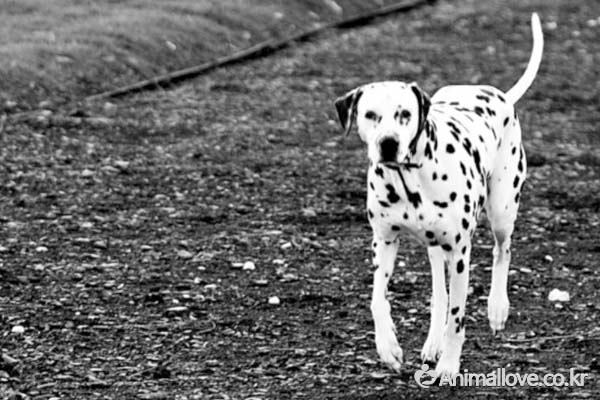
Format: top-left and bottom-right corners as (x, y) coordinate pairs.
(1, 0), (599, 398)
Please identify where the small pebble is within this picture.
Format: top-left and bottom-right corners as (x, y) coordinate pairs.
(243, 261), (256, 270)
(11, 325), (25, 335)
(548, 288), (570, 302)
(268, 296), (280, 305)
(177, 250), (193, 259)
(80, 169), (94, 178)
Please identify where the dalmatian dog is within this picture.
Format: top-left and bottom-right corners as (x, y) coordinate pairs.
(334, 13), (543, 378)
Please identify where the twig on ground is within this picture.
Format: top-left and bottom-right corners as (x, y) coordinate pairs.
(504, 331), (600, 343)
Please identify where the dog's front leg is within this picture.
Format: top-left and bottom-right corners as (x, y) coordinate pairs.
(435, 243), (471, 379)
(370, 235), (403, 371)
(421, 246), (448, 363)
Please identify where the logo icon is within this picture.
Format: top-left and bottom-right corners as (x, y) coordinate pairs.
(414, 364), (437, 388)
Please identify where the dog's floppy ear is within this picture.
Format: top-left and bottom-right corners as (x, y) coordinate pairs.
(334, 87), (363, 136)
(408, 82), (431, 154)
(409, 82), (431, 133)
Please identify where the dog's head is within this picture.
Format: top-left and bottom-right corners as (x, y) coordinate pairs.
(334, 81), (430, 166)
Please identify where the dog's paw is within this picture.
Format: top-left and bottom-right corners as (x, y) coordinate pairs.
(488, 292), (509, 333)
(375, 327), (403, 371)
(435, 353), (460, 381)
(421, 331), (444, 362)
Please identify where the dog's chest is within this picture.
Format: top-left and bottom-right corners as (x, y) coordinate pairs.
(366, 112), (492, 244)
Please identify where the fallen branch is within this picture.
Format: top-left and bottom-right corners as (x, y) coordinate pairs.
(85, 0), (436, 101)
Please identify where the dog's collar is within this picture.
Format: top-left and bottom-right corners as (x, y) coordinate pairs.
(380, 161), (422, 170)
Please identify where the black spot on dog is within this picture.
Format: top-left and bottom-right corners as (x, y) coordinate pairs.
(433, 201), (448, 208)
(447, 121), (461, 141)
(472, 149), (482, 176)
(432, 172), (437, 180)
(498, 94), (505, 102)
(403, 212), (409, 220)
(518, 160), (523, 172)
(464, 194), (470, 204)
(462, 219), (469, 230)
(368, 209), (374, 219)
(451, 306), (459, 315)
(481, 89), (494, 97)
(385, 241), (391, 245)
(442, 174), (448, 181)
(486, 107), (496, 116)
(369, 182), (375, 190)
(425, 231), (435, 239)
(449, 101), (459, 106)
(441, 243), (452, 251)
(385, 272), (389, 278)
(503, 117), (510, 127)
(464, 204), (471, 213)
(455, 233), (461, 243)
(478, 195), (485, 207)
(457, 259), (465, 273)
(386, 184), (400, 203)
(474, 106), (484, 116)
(391, 225), (400, 231)
(379, 200), (390, 208)
(419, 214), (424, 220)
(476, 95), (490, 103)
(450, 192), (457, 201)
(373, 242), (377, 248)
(511, 146), (516, 155)
(446, 144), (455, 154)
(513, 176), (520, 188)
(459, 162), (466, 175)
(462, 138), (472, 155)
(461, 246), (467, 254)
(424, 142), (433, 159)
(375, 167), (384, 177)
(466, 180), (472, 189)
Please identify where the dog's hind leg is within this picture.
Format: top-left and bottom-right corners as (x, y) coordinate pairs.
(485, 141), (526, 333)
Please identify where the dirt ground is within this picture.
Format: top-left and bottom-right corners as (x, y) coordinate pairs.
(1, 0), (599, 398)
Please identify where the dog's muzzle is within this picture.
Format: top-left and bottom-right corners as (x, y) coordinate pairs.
(380, 137), (399, 163)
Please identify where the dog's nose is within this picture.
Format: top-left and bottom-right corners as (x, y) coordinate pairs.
(380, 137), (399, 162)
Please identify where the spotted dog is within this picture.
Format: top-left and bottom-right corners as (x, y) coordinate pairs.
(333, 14), (543, 378)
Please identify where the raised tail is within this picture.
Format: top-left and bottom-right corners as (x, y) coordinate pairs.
(505, 13), (544, 104)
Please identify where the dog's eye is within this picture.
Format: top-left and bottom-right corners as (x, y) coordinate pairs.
(365, 111), (378, 121)
(400, 110), (411, 119)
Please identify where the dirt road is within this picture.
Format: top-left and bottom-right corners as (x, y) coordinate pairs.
(1, 0), (599, 398)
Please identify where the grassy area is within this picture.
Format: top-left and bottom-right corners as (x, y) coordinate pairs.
(0, 0), (395, 109)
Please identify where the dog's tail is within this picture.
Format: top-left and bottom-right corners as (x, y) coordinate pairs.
(505, 13), (543, 104)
